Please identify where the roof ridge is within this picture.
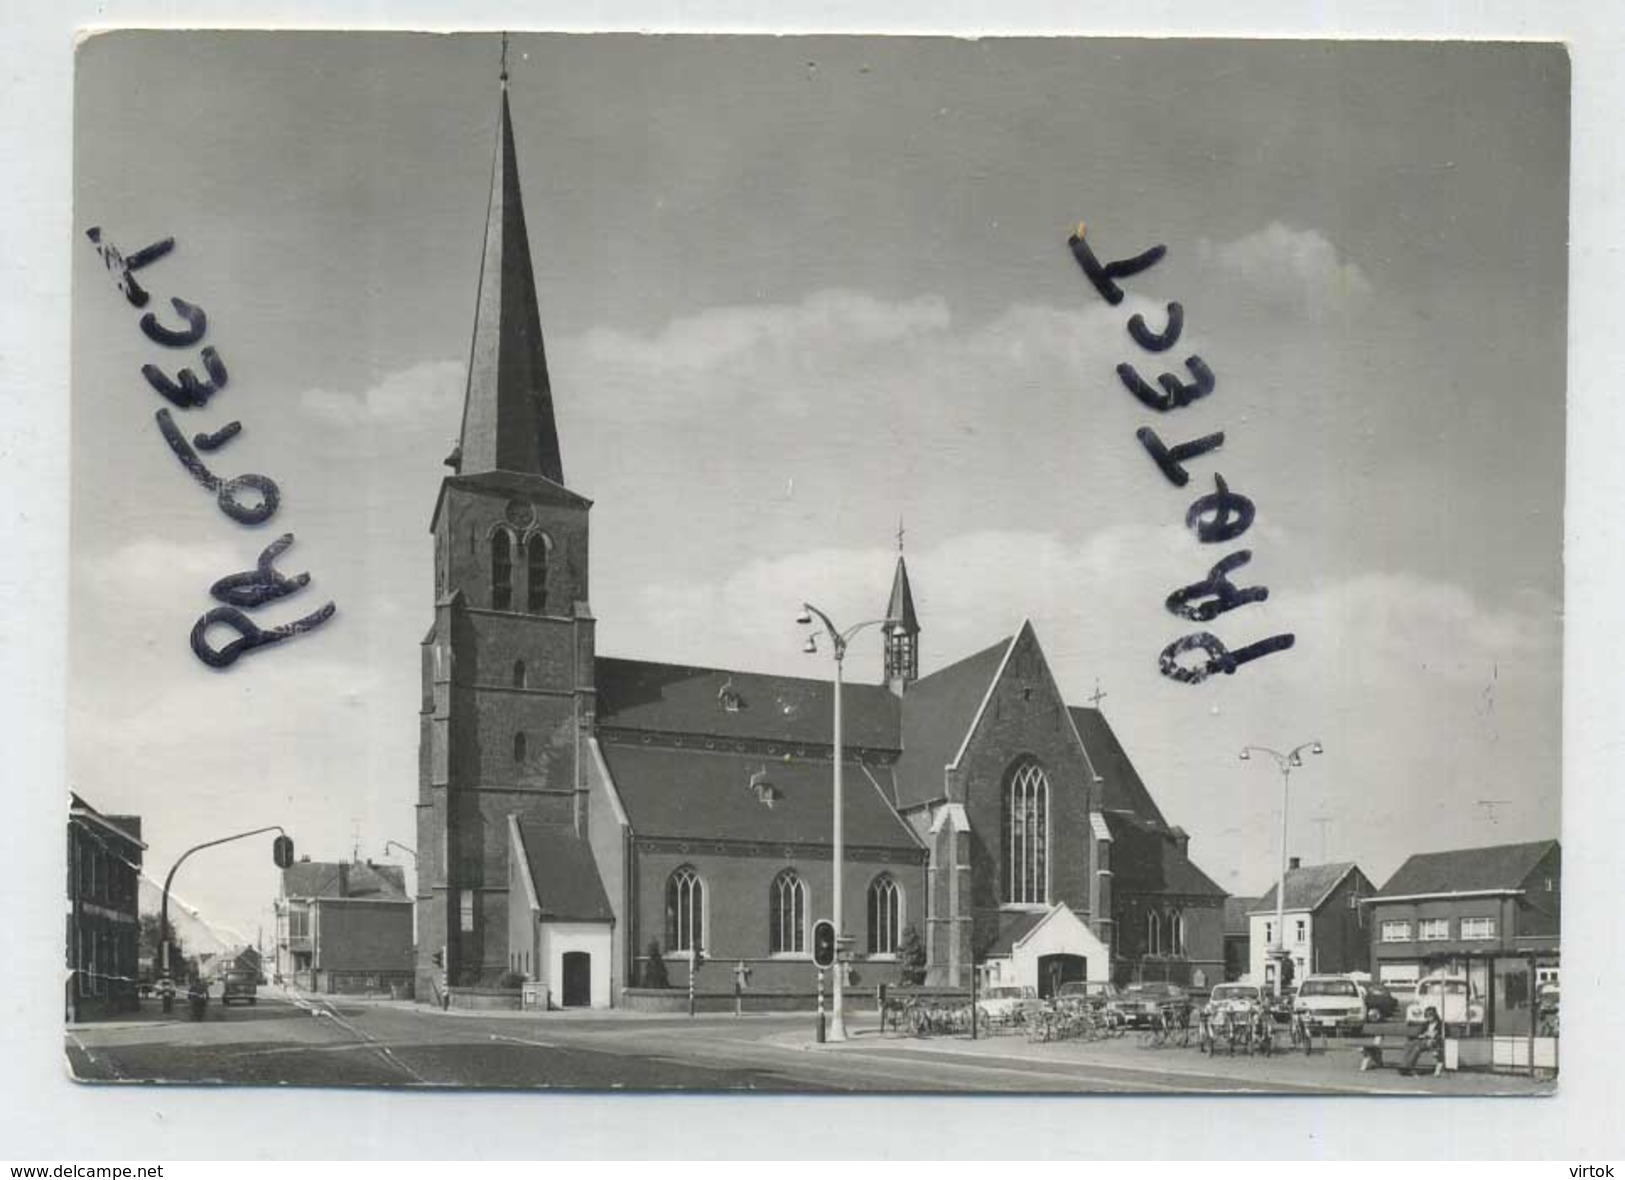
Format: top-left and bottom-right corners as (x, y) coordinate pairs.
(596, 653), (900, 693)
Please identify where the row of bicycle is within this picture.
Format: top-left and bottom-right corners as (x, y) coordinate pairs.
(880, 992), (1319, 1057)
(1138, 1001), (1317, 1056)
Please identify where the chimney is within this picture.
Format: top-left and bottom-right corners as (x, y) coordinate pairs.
(1289, 856), (1301, 871)
(337, 863), (350, 896)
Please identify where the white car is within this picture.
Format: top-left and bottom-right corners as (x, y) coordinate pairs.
(978, 985), (1041, 1021)
(1293, 974), (1367, 1035)
(1205, 982), (1265, 1016)
(1405, 974), (1485, 1034)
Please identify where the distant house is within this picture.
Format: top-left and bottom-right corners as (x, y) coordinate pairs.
(1247, 860), (1374, 987)
(275, 859), (413, 997)
(67, 793), (145, 1020)
(1364, 840), (1559, 1030)
(1223, 896), (1259, 982)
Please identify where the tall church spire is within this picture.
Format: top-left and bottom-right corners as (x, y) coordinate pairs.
(452, 46), (566, 484)
(883, 528), (920, 694)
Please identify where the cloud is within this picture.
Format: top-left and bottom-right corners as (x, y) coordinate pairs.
(1197, 222), (1373, 317)
(298, 358), (464, 429)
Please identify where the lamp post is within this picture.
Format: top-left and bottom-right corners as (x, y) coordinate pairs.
(1238, 741), (1323, 997)
(798, 602), (895, 1042)
(159, 824), (290, 984)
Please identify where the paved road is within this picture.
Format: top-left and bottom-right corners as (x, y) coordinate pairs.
(65, 993), (1554, 1095)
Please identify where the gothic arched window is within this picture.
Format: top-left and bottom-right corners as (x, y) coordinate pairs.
(1147, 909), (1162, 956)
(665, 866), (704, 954)
(1003, 759), (1050, 905)
(770, 870), (806, 955)
(512, 659), (527, 688)
(1169, 907), (1185, 957)
(513, 732), (527, 763)
(526, 533), (549, 614)
(491, 530), (513, 611)
(867, 874), (901, 955)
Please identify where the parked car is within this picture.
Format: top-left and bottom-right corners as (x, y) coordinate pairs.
(1203, 982), (1265, 1016)
(1293, 974), (1366, 1035)
(1118, 982), (1189, 1027)
(1405, 973), (1485, 1034)
(1263, 983), (1298, 1023)
(221, 969), (259, 1006)
(979, 985), (1041, 1021)
(1359, 981), (1399, 1022)
(1053, 980), (1126, 1016)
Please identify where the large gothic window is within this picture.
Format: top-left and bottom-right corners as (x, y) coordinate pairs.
(666, 866), (704, 954)
(526, 534), (549, 613)
(1003, 760), (1050, 905)
(770, 870), (806, 954)
(867, 874), (901, 955)
(491, 530), (513, 610)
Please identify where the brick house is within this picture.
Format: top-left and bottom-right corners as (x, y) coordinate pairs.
(1364, 839), (1559, 1032)
(275, 859), (414, 996)
(67, 793), (145, 1021)
(1247, 860), (1374, 987)
(412, 69), (1227, 1008)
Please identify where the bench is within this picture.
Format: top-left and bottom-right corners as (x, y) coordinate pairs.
(1358, 1035), (1443, 1076)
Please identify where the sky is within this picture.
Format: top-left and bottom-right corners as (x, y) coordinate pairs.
(69, 31), (1568, 944)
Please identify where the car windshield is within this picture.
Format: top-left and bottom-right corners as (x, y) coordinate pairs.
(1211, 986), (1259, 1002)
(1421, 980), (1467, 996)
(987, 987), (1027, 998)
(1299, 980), (1358, 997)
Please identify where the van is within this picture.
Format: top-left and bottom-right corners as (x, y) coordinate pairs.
(221, 969), (258, 1006)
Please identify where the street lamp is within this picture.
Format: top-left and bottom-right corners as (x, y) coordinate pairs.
(159, 824), (291, 985)
(798, 602), (896, 1042)
(1238, 741), (1324, 997)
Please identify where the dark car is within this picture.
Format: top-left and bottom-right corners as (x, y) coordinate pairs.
(221, 969), (259, 1006)
(1360, 981), (1399, 1022)
(1118, 982), (1190, 1027)
(1266, 984), (1298, 1023)
(1054, 980), (1126, 1016)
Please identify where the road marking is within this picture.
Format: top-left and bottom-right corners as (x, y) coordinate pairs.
(488, 1033), (562, 1050)
(277, 993), (430, 1084)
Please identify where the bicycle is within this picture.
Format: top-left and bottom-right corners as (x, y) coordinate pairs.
(1287, 1009), (1314, 1056)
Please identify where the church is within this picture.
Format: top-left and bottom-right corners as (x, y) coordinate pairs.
(415, 66), (1228, 1009)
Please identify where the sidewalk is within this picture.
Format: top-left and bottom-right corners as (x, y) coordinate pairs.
(769, 1025), (1557, 1095)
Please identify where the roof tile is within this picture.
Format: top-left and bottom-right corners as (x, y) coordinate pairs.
(1375, 840), (1559, 897)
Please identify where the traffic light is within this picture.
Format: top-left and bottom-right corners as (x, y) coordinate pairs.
(812, 919), (836, 969)
(272, 834), (295, 869)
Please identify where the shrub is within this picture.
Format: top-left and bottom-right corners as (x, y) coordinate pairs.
(643, 940), (670, 988)
(495, 970), (526, 991)
(897, 925), (927, 985)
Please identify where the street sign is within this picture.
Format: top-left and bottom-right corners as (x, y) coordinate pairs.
(812, 919), (836, 969)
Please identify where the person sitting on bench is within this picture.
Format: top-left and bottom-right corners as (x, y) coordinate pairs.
(1399, 1007), (1443, 1076)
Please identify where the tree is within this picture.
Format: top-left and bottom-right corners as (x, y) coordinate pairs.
(642, 940), (670, 988)
(139, 913), (183, 969)
(897, 924), (926, 986)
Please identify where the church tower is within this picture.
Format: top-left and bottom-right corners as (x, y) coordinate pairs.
(882, 541), (919, 694)
(416, 51), (597, 996)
